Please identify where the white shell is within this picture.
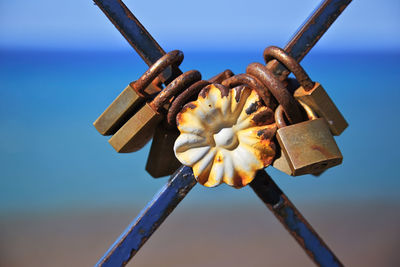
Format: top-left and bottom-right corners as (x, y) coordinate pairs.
(174, 84), (276, 188)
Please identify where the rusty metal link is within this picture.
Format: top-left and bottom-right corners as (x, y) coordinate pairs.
(151, 70), (201, 112)
(264, 46), (314, 91)
(274, 105), (287, 129)
(274, 103), (316, 129)
(134, 50), (184, 97)
(208, 69), (234, 83)
(167, 80), (210, 126)
(246, 63), (304, 125)
(221, 73), (275, 108)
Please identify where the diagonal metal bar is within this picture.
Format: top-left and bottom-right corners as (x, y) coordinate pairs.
(96, 166), (197, 266)
(268, 0), (352, 78)
(94, 0), (352, 266)
(250, 171), (343, 267)
(93, 0), (182, 83)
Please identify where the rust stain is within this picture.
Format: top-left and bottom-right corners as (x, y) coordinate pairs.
(257, 125), (277, 140)
(185, 102), (197, 110)
(245, 102), (259, 115)
(234, 85), (245, 102)
(252, 108), (275, 126)
(311, 145), (333, 158)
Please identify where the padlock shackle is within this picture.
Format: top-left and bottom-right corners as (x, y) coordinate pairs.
(151, 70), (202, 112)
(167, 80), (210, 127)
(275, 101), (317, 128)
(246, 63), (304, 125)
(221, 73), (274, 108)
(263, 46), (314, 91)
(208, 69), (234, 84)
(134, 50), (184, 96)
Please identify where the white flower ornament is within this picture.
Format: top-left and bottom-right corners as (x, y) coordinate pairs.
(174, 84), (277, 188)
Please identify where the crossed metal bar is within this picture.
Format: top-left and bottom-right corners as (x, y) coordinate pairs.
(93, 0), (352, 266)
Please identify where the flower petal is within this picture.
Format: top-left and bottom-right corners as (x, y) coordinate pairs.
(174, 133), (208, 153)
(175, 146), (210, 166)
(177, 106), (206, 135)
(204, 150), (225, 187)
(221, 149), (235, 185)
(174, 133), (210, 166)
(193, 148), (216, 184)
(236, 89), (263, 125)
(237, 126), (276, 167)
(230, 86), (251, 121)
(235, 106), (275, 131)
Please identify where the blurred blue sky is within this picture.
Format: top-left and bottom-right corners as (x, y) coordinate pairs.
(0, 0), (399, 51)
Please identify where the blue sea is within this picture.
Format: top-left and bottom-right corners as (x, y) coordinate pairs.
(1, 49), (399, 216)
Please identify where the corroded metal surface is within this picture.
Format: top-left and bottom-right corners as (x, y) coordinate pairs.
(174, 84), (276, 188)
(208, 69), (234, 83)
(246, 63), (304, 124)
(133, 50), (183, 97)
(221, 73), (275, 108)
(250, 170), (343, 267)
(96, 166), (197, 267)
(150, 70), (201, 112)
(167, 80), (210, 127)
(167, 69), (236, 127)
(264, 46), (314, 90)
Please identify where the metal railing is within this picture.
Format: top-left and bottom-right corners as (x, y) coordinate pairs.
(92, 1), (352, 266)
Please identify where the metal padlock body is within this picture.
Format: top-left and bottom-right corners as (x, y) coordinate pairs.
(93, 50), (183, 136)
(145, 123), (181, 177)
(277, 118), (342, 175)
(274, 104), (342, 176)
(93, 80), (161, 136)
(271, 148), (292, 176)
(109, 103), (162, 152)
(109, 70), (201, 153)
(146, 80), (210, 178)
(294, 82), (347, 136)
(264, 46), (348, 136)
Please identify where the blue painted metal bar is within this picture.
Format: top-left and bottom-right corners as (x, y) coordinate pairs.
(93, 0), (182, 83)
(268, 0), (352, 78)
(250, 171), (343, 267)
(96, 166), (197, 266)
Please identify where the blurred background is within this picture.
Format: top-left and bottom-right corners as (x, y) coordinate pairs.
(1, 0), (399, 266)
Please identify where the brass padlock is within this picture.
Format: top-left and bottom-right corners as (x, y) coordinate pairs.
(109, 70), (201, 153)
(264, 46), (348, 136)
(93, 50), (183, 136)
(274, 102), (343, 176)
(145, 80), (207, 177)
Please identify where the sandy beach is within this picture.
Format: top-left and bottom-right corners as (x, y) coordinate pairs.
(1, 201), (399, 267)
